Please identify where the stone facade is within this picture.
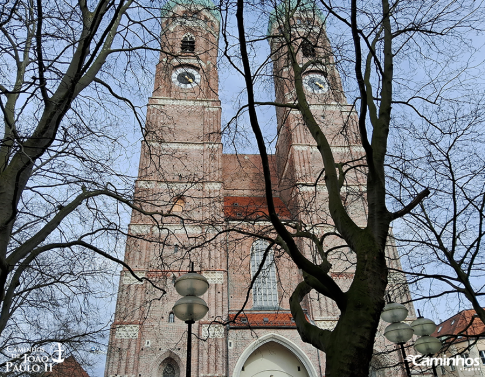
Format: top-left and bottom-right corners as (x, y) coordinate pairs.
(104, 1), (412, 376)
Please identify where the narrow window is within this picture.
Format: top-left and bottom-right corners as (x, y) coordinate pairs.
(174, 244), (179, 253)
(250, 240), (278, 309)
(168, 312), (175, 323)
(181, 35), (195, 52)
(301, 39), (315, 57)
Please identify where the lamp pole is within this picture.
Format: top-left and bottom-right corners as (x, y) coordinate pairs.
(411, 311), (442, 377)
(186, 319), (194, 377)
(172, 263), (209, 377)
(399, 343), (412, 377)
(381, 302), (414, 377)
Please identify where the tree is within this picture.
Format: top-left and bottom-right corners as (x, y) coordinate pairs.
(2, 0), (484, 376)
(0, 0), (170, 371)
(390, 96), (485, 324)
(223, 0), (485, 375)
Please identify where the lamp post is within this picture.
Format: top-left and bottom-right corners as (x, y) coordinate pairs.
(411, 313), (442, 377)
(382, 303), (442, 377)
(381, 302), (414, 377)
(172, 264), (209, 377)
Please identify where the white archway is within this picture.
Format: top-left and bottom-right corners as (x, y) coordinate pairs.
(232, 333), (319, 377)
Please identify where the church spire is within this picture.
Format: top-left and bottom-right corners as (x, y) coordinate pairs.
(267, 0), (325, 35)
(161, 0), (221, 23)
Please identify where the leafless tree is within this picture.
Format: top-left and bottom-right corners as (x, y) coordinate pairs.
(389, 98), (485, 322)
(0, 0), (173, 372)
(223, 0), (485, 376)
(2, 0), (484, 376)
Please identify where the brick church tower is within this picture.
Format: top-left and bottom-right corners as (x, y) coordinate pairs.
(105, 1), (412, 376)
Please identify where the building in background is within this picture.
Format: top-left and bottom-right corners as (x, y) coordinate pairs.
(46, 356), (90, 377)
(433, 309), (485, 377)
(104, 0), (412, 376)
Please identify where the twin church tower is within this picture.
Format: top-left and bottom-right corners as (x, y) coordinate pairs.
(105, 0), (406, 376)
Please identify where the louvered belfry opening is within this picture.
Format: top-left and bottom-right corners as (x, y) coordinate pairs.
(181, 35), (195, 52)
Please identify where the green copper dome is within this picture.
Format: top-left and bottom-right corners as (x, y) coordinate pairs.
(161, 0), (221, 22)
(267, 0), (325, 35)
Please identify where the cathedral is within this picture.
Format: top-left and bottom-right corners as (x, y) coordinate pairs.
(104, 0), (411, 376)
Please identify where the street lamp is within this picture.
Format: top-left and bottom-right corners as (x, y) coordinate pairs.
(411, 313), (442, 377)
(381, 302), (413, 377)
(172, 265), (209, 377)
(382, 303), (442, 377)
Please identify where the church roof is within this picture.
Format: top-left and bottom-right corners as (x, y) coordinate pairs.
(229, 312), (297, 328)
(267, 0), (325, 35)
(161, 0), (221, 22)
(224, 196), (291, 220)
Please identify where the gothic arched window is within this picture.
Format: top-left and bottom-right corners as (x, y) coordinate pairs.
(163, 363), (176, 377)
(181, 34), (195, 52)
(250, 240), (278, 309)
(301, 39), (316, 57)
(168, 312), (175, 323)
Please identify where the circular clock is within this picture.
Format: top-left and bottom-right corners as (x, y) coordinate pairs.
(171, 67), (201, 89)
(303, 73), (328, 93)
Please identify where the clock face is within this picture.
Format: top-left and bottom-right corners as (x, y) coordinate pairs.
(303, 73), (328, 93)
(171, 67), (201, 89)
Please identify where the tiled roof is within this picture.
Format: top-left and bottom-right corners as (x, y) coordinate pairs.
(224, 196), (291, 220)
(229, 312), (297, 328)
(433, 309), (485, 338)
(45, 356), (90, 377)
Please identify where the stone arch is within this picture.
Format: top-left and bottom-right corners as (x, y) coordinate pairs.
(152, 350), (182, 377)
(232, 333), (318, 377)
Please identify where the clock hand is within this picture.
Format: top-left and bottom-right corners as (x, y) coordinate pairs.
(184, 75), (193, 83)
(315, 81), (324, 89)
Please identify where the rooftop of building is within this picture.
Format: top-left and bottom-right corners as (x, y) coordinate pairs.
(45, 355), (90, 377)
(432, 309), (485, 339)
(229, 312), (299, 328)
(224, 196), (292, 221)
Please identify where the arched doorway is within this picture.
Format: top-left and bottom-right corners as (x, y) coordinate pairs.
(242, 341), (309, 377)
(157, 356), (181, 377)
(233, 334), (317, 377)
